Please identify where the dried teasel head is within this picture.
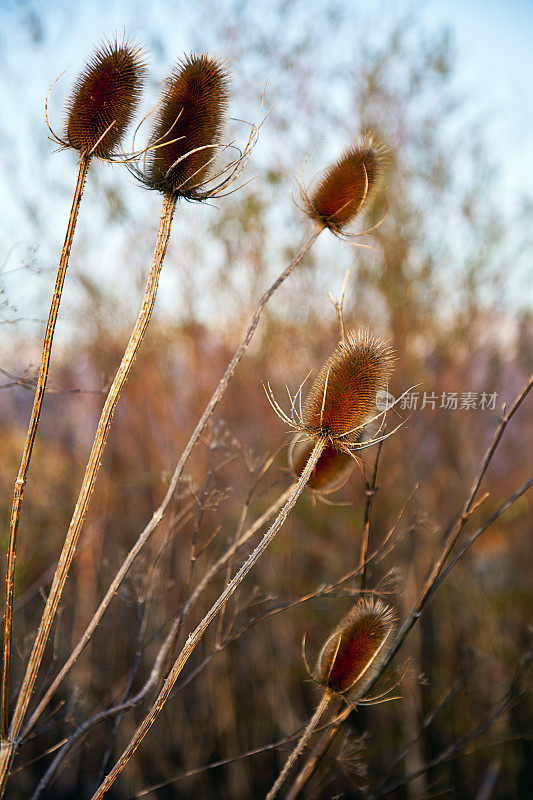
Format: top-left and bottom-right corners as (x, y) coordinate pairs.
(64, 37), (146, 159)
(301, 330), (396, 451)
(140, 53), (229, 198)
(303, 134), (386, 232)
(288, 434), (355, 495)
(265, 329), (398, 456)
(316, 597), (397, 695)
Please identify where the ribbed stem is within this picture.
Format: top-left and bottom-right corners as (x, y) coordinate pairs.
(285, 700), (349, 800)
(21, 483), (294, 741)
(19, 230), (321, 741)
(0, 193), (176, 798)
(266, 690), (332, 800)
(90, 436), (327, 800)
(1, 152), (90, 739)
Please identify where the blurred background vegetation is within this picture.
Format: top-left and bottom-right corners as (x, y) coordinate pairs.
(0, 0), (531, 797)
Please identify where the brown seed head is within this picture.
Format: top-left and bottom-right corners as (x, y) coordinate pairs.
(65, 38), (146, 159)
(143, 54), (229, 197)
(317, 597), (396, 694)
(305, 134), (386, 231)
(289, 435), (354, 494)
(302, 330), (396, 447)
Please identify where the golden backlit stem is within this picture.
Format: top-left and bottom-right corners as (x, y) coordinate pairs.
(0, 194), (176, 797)
(266, 690), (332, 800)
(19, 232), (320, 743)
(1, 151), (90, 740)
(90, 436), (327, 800)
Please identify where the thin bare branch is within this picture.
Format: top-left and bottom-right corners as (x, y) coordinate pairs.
(359, 440), (384, 591)
(354, 374), (533, 703)
(89, 437), (327, 799)
(368, 653), (531, 799)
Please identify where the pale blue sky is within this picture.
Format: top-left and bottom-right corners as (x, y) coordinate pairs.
(423, 0), (533, 199)
(1, 0), (531, 185)
(0, 0), (531, 351)
(1, 0), (531, 198)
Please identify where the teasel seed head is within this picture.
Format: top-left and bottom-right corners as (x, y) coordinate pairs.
(302, 330), (396, 450)
(64, 37), (146, 159)
(316, 597), (397, 695)
(304, 134), (386, 232)
(142, 54), (229, 198)
(288, 435), (355, 495)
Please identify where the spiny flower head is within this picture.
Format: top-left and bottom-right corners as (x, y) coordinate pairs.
(65, 37), (146, 158)
(316, 597), (396, 694)
(304, 134), (386, 232)
(289, 435), (354, 495)
(302, 330), (396, 449)
(142, 54), (229, 198)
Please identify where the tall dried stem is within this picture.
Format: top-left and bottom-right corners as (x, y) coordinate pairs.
(283, 377), (532, 800)
(0, 194), (176, 796)
(1, 151), (90, 738)
(20, 484), (294, 740)
(286, 442), (383, 800)
(366, 374), (532, 690)
(166, 229), (320, 484)
(19, 231), (320, 739)
(285, 701), (350, 800)
(90, 436), (327, 799)
(266, 690), (332, 800)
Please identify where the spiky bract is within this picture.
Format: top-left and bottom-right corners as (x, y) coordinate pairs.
(302, 330), (395, 448)
(317, 597), (396, 694)
(305, 134), (386, 231)
(65, 38), (146, 158)
(289, 435), (354, 494)
(143, 54), (229, 197)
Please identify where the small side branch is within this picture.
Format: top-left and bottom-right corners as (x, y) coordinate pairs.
(356, 374), (533, 702)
